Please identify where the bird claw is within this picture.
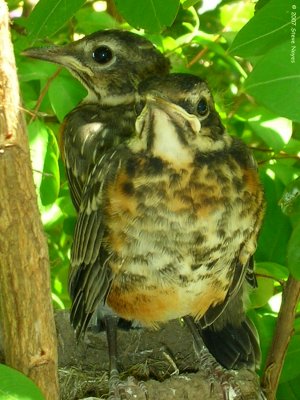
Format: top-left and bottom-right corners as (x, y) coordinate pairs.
(197, 347), (243, 400)
(108, 372), (148, 400)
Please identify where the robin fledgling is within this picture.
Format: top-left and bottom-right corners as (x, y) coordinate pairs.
(69, 73), (264, 395)
(23, 30), (170, 210)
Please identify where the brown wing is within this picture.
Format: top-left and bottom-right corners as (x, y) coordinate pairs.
(61, 104), (135, 211)
(68, 147), (129, 338)
(200, 137), (264, 327)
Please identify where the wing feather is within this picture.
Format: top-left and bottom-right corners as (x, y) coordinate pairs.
(68, 148), (129, 338)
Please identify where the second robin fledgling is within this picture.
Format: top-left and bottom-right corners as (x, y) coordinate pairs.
(69, 73), (264, 396)
(23, 30), (170, 210)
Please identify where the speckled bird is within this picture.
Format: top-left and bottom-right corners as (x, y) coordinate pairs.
(23, 30), (170, 210)
(68, 73), (264, 373)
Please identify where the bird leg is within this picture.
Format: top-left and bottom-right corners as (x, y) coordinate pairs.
(105, 315), (148, 400)
(184, 316), (243, 400)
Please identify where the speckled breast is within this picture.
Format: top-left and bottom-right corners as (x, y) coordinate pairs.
(105, 151), (263, 327)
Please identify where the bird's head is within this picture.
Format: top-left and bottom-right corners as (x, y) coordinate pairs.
(133, 73), (228, 165)
(22, 30), (170, 105)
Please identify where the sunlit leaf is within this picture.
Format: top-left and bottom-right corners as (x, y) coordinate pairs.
(0, 364), (44, 400)
(40, 129), (60, 206)
(244, 39), (300, 122)
(250, 275), (274, 308)
(230, 0), (300, 57)
(248, 112), (292, 152)
(52, 292), (65, 309)
(220, 1), (254, 32)
(41, 203), (64, 229)
(255, 262), (288, 281)
(28, 120), (49, 192)
(28, 120), (60, 206)
(181, 0), (200, 9)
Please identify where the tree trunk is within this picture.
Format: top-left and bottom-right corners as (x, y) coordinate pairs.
(0, 1), (59, 399)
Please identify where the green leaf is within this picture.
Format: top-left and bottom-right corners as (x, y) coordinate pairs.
(271, 162), (300, 188)
(250, 274), (274, 308)
(280, 334), (300, 383)
(280, 177), (300, 216)
(255, 170), (292, 265)
(48, 73), (86, 121)
(244, 39), (300, 122)
(248, 111), (292, 152)
(75, 8), (117, 35)
(18, 60), (58, 82)
(181, 0), (199, 9)
(230, 0), (300, 57)
(219, 2), (254, 33)
(255, 262), (289, 281)
(28, 120), (49, 191)
(40, 130), (60, 206)
(287, 222), (300, 279)
(25, 0), (86, 42)
(114, 0), (180, 33)
(284, 138), (300, 155)
(250, 311), (276, 369)
(277, 376), (300, 400)
(41, 203), (64, 229)
(28, 120), (60, 206)
(0, 364), (44, 400)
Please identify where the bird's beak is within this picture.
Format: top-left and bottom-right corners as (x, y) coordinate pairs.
(22, 45), (69, 64)
(22, 45), (92, 76)
(144, 94), (201, 134)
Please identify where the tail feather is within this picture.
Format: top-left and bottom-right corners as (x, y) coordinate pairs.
(200, 317), (261, 370)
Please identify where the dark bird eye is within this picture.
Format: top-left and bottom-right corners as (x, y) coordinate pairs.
(197, 98), (208, 116)
(92, 46), (113, 64)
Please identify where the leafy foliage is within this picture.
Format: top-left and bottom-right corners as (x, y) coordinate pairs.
(8, 0), (300, 397)
(0, 364), (44, 400)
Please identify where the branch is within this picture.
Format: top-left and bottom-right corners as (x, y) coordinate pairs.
(0, 2), (59, 399)
(261, 275), (300, 399)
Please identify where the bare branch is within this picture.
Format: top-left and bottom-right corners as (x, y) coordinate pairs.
(261, 275), (300, 400)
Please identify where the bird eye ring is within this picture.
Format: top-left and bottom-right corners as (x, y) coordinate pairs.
(92, 46), (113, 64)
(197, 98), (209, 116)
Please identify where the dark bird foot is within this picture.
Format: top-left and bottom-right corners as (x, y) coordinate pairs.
(198, 347), (243, 400)
(184, 316), (243, 400)
(105, 316), (148, 400)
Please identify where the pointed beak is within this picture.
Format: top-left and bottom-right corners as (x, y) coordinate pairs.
(22, 45), (92, 76)
(144, 94), (201, 134)
(22, 45), (68, 65)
